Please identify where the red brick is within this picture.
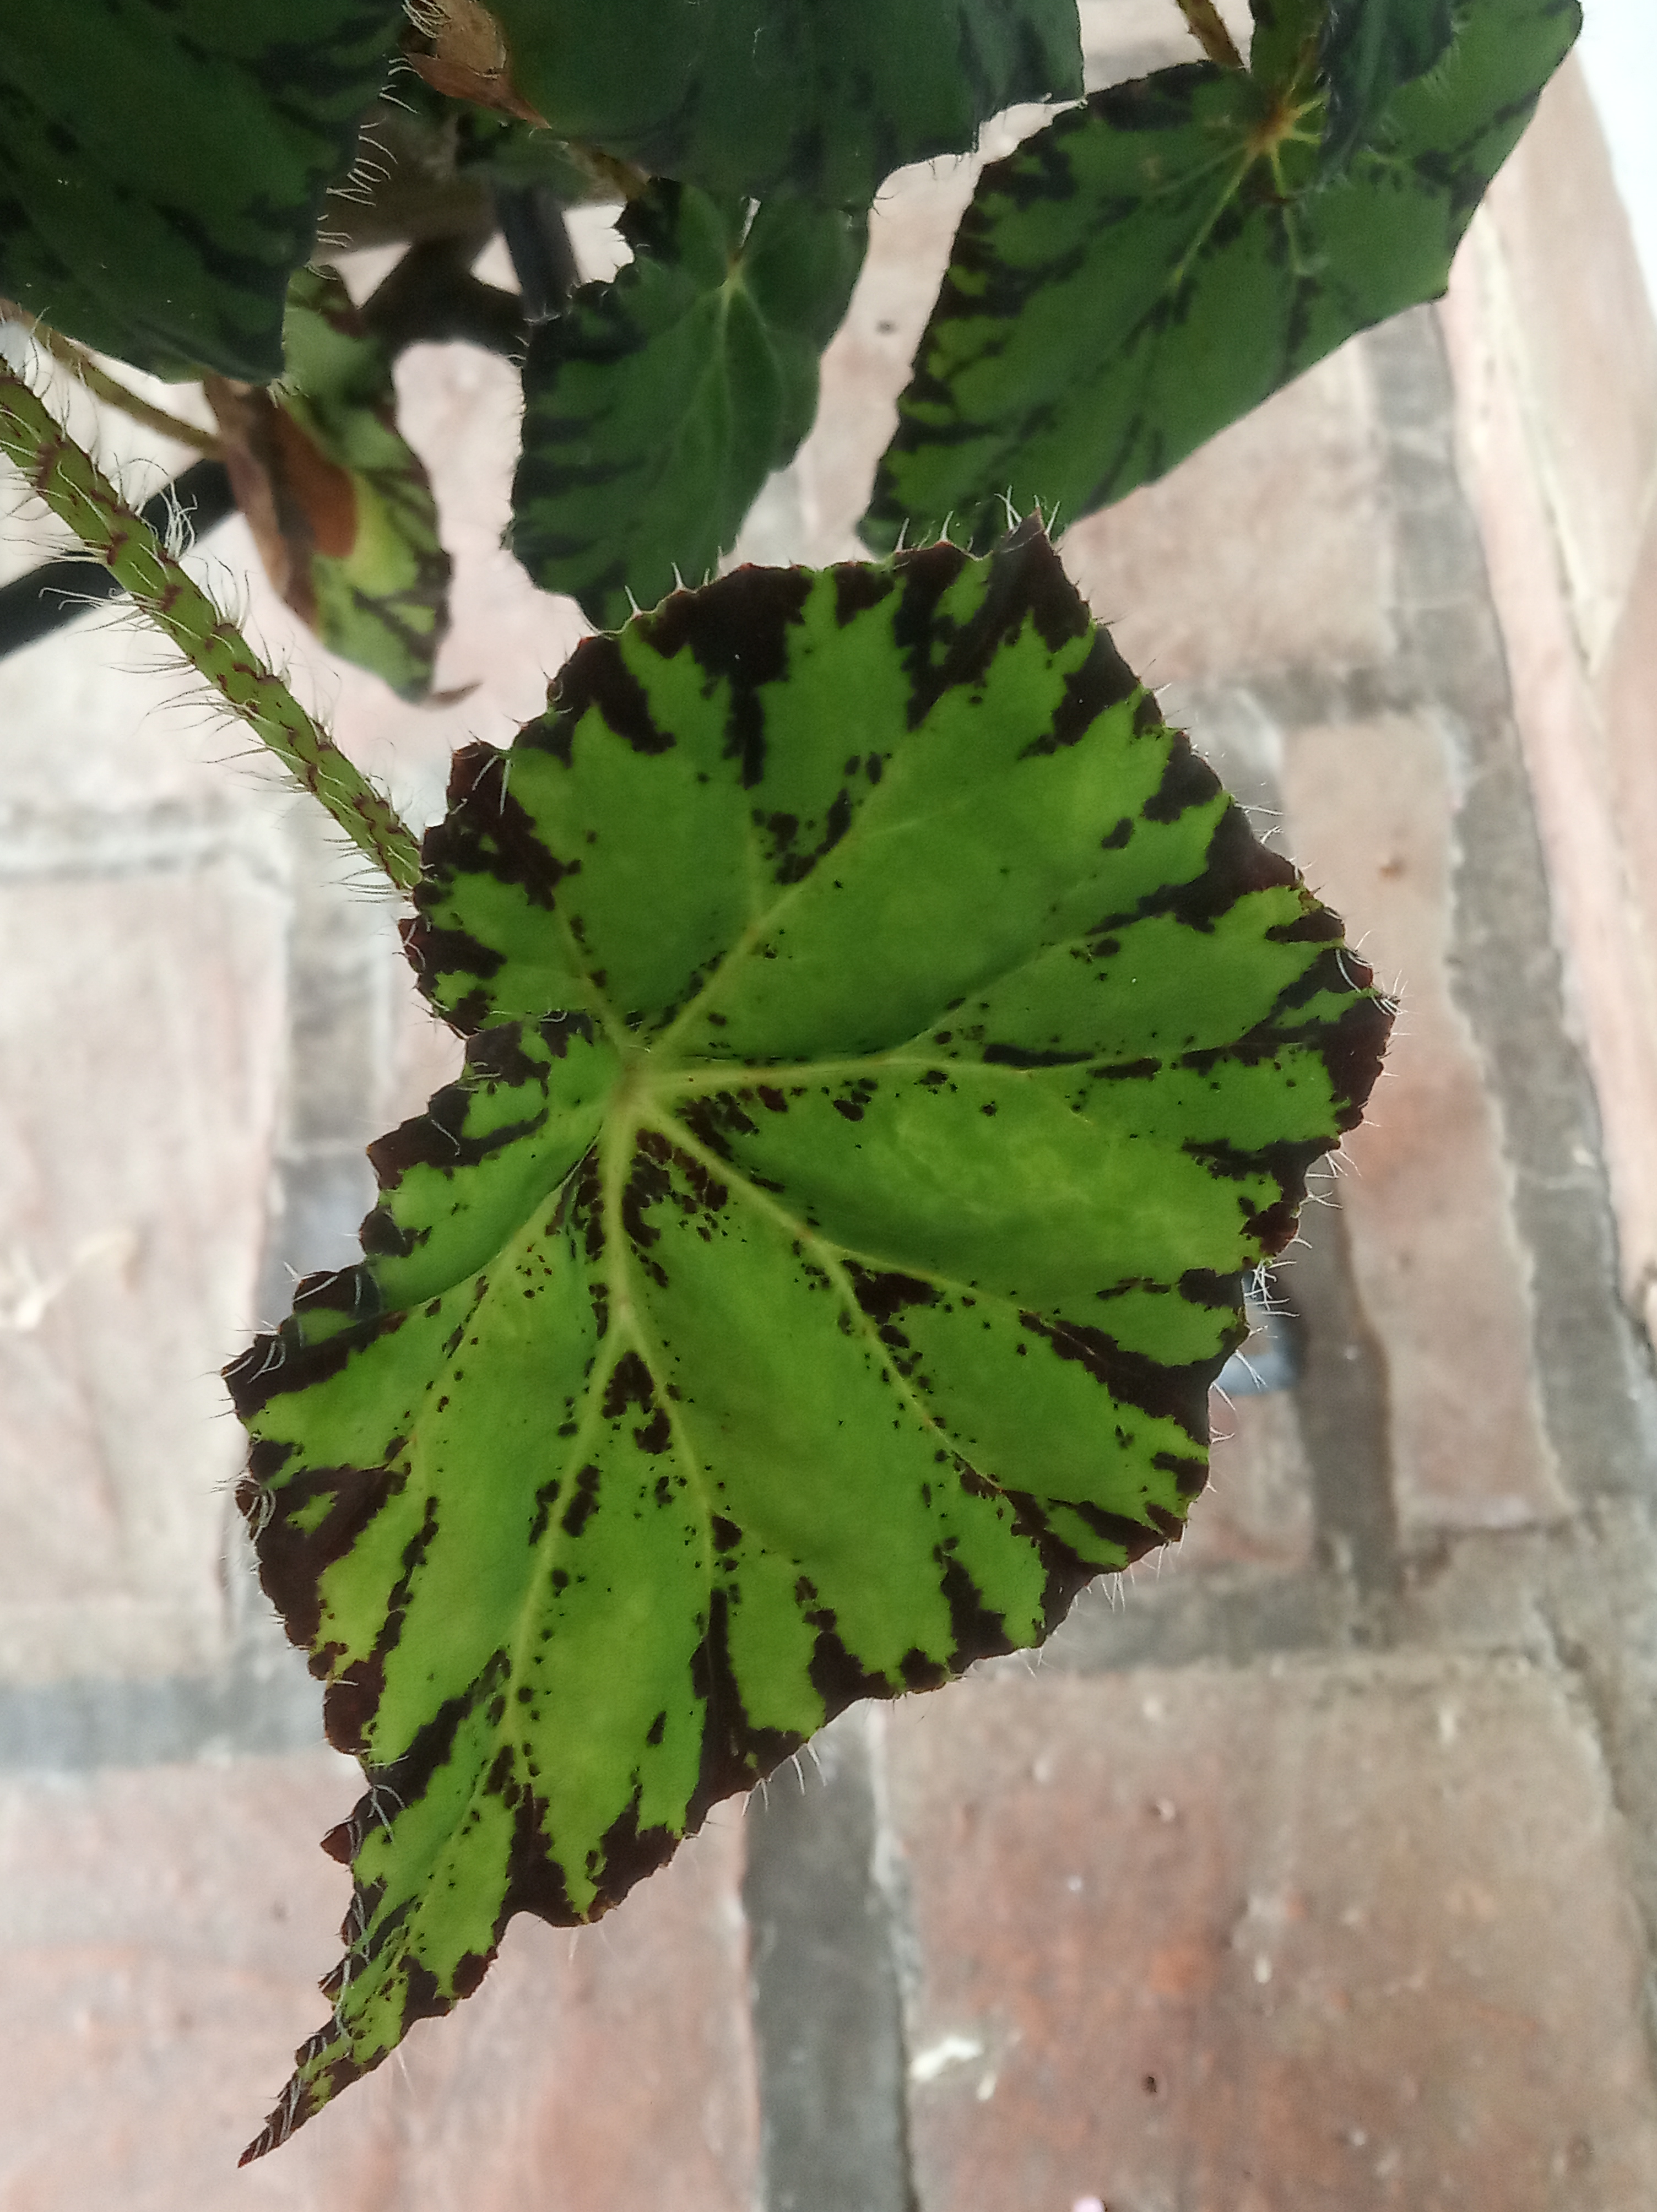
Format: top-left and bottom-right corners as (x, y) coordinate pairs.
(1180, 1391), (1314, 1576)
(884, 1661), (1657, 2211)
(1279, 712), (1569, 1535)
(798, 156), (986, 563)
(0, 1752), (758, 2211)
(1062, 346), (1393, 692)
(1480, 59), (1657, 667)
(1442, 228), (1657, 1306)
(0, 863), (285, 1682)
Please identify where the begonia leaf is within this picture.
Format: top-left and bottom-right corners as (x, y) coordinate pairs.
(228, 524), (1388, 2155)
(511, 183), (867, 631)
(208, 268), (450, 700)
(0, 0), (400, 380)
(861, 0), (1579, 552)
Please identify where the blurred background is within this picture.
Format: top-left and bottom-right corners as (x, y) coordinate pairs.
(6, 2), (1657, 2204)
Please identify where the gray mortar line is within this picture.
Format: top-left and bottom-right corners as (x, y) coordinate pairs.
(1275, 1196), (1404, 1609)
(741, 1708), (919, 2212)
(1364, 308), (1657, 1510)
(1369, 306), (1657, 2072)
(0, 1646), (324, 1771)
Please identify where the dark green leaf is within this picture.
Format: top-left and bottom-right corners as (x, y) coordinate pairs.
(490, 0), (1084, 204)
(228, 525), (1389, 2154)
(861, 0), (1579, 554)
(1249, 0), (1329, 86)
(1320, 0), (1458, 170)
(0, 1), (402, 381)
(511, 184), (867, 630)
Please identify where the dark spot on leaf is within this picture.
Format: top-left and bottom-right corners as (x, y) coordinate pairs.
(634, 1407), (672, 1453)
(982, 1042), (1090, 1069)
(561, 1463), (603, 1537)
(528, 1477), (563, 1546)
(847, 1265), (938, 1325)
(1155, 1451), (1209, 1499)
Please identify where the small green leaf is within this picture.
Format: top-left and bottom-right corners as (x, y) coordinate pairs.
(1248, 0), (1329, 88)
(861, 0), (1579, 553)
(281, 268), (452, 700)
(511, 184), (867, 630)
(1320, 0), (1458, 171)
(489, 0), (1083, 204)
(228, 525), (1389, 2155)
(0, 1), (401, 380)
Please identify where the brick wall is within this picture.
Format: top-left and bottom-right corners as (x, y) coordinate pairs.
(7, 18), (1657, 2209)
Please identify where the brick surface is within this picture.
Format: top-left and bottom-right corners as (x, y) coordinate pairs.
(1062, 348), (1393, 692)
(1179, 1393), (1314, 1577)
(1481, 59), (1657, 668)
(0, 861), (285, 1683)
(0, 335), (293, 828)
(0, 1750), (758, 2211)
(795, 155), (985, 563)
(1597, 497), (1657, 1048)
(1279, 712), (1569, 1533)
(886, 1661), (1657, 2212)
(1441, 234), (1657, 1304)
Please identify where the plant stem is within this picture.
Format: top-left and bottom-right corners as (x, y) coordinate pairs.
(0, 361), (423, 892)
(2, 303), (224, 457)
(1176, 0), (1246, 69)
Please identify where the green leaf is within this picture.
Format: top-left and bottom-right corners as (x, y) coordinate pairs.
(1248, 0), (1329, 87)
(227, 524), (1389, 2155)
(860, 0), (1580, 554)
(281, 267), (452, 700)
(489, 0), (1084, 204)
(1319, 0), (1458, 171)
(0, 1), (402, 381)
(207, 269), (451, 698)
(511, 184), (868, 631)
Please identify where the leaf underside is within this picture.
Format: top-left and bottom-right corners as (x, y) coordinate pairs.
(281, 268), (452, 700)
(0, 0), (401, 381)
(208, 269), (451, 699)
(490, 0), (1084, 205)
(511, 184), (868, 631)
(861, 0), (1581, 552)
(227, 524), (1389, 2156)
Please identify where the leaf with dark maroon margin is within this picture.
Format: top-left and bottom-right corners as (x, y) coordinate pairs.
(228, 521), (1388, 2156)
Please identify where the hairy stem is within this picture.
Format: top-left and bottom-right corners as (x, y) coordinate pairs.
(0, 362), (421, 892)
(1176, 0), (1246, 69)
(3, 303), (224, 457)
